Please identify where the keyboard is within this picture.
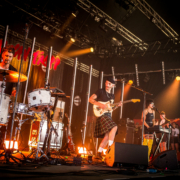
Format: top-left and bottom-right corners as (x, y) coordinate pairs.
(148, 125), (171, 134)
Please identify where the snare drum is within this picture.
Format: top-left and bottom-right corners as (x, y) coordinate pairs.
(28, 89), (52, 112)
(0, 93), (10, 126)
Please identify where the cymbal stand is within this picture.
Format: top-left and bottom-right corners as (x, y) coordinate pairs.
(0, 71), (7, 112)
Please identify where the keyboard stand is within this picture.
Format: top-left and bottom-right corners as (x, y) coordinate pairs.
(153, 132), (165, 157)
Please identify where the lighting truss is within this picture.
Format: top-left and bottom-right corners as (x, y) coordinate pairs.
(77, 0), (148, 50)
(132, 0), (179, 39)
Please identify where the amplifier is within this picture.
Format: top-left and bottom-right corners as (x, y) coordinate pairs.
(105, 142), (148, 167)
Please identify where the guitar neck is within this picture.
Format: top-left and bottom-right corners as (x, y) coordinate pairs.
(111, 100), (132, 106)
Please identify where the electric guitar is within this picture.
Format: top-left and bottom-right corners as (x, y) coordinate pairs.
(93, 99), (140, 117)
(65, 113), (75, 152)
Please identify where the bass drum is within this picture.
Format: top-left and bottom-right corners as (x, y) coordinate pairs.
(0, 93), (10, 126)
(28, 88), (53, 112)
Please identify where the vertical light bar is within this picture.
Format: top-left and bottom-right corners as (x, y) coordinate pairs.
(44, 46), (53, 87)
(97, 71), (103, 154)
(17, 37), (36, 141)
(112, 66), (115, 94)
(99, 71), (103, 89)
(2, 25), (9, 49)
(69, 58), (78, 125)
(83, 65), (92, 145)
(119, 79), (125, 119)
(162, 61), (165, 84)
(135, 64), (139, 86)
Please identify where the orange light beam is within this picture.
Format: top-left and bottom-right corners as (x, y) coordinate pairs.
(60, 41), (73, 54)
(61, 15), (75, 34)
(123, 83), (132, 100)
(65, 48), (93, 57)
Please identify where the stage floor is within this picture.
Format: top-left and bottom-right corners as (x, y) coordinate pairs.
(0, 150), (180, 180)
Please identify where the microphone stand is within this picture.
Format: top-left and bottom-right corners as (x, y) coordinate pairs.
(116, 79), (153, 145)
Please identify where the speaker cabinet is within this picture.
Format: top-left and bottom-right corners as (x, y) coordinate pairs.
(151, 150), (178, 170)
(105, 142), (148, 167)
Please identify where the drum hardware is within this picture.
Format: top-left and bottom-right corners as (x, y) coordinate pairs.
(0, 71), (8, 113)
(26, 112), (50, 161)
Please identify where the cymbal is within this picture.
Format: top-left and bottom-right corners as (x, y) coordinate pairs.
(0, 69), (27, 82)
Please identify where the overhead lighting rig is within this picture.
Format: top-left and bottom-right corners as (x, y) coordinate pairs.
(131, 0), (179, 39)
(77, 0), (148, 50)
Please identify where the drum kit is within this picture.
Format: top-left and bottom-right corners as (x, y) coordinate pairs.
(0, 68), (66, 162)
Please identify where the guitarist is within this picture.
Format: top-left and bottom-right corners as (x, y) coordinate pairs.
(89, 77), (122, 158)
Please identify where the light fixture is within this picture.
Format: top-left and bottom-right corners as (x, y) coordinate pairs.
(90, 47), (94, 52)
(128, 80), (133, 84)
(72, 10), (79, 17)
(144, 73), (150, 82)
(176, 76), (180, 81)
(5, 140), (18, 150)
(70, 38), (75, 42)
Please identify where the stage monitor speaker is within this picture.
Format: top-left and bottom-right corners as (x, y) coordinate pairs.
(105, 142), (148, 167)
(151, 150), (178, 170)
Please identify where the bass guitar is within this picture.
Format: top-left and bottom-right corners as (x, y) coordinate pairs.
(93, 99), (140, 117)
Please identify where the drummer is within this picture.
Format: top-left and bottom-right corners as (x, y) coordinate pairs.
(0, 45), (17, 96)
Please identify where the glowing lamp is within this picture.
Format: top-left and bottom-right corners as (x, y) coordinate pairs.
(78, 147), (87, 154)
(5, 140), (18, 150)
(90, 47), (94, 52)
(128, 80), (133, 84)
(70, 38), (75, 42)
(176, 76), (180, 81)
(72, 13), (77, 17)
(102, 149), (107, 155)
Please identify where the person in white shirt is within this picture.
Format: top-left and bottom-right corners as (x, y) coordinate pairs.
(171, 122), (179, 153)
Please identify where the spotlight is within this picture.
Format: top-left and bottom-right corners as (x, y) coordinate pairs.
(70, 38), (75, 42)
(128, 80), (133, 84)
(90, 47), (94, 52)
(176, 76), (180, 81)
(72, 10), (79, 17)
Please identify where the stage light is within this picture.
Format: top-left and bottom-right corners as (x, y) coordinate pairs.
(70, 38), (75, 42)
(5, 140), (18, 150)
(90, 47), (94, 52)
(78, 147), (87, 154)
(72, 10), (79, 17)
(128, 80), (133, 84)
(102, 149), (107, 155)
(176, 76), (180, 81)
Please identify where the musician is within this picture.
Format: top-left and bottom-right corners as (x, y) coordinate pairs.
(171, 122), (179, 153)
(0, 45), (17, 96)
(141, 99), (155, 160)
(159, 111), (169, 152)
(89, 77), (122, 157)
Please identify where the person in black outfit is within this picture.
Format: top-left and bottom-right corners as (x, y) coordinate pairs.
(0, 45), (17, 95)
(141, 99), (155, 160)
(89, 77), (122, 157)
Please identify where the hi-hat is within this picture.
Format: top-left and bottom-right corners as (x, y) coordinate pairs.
(0, 69), (27, 82)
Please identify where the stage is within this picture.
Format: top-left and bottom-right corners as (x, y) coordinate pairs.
(0, 150), (180, 180)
